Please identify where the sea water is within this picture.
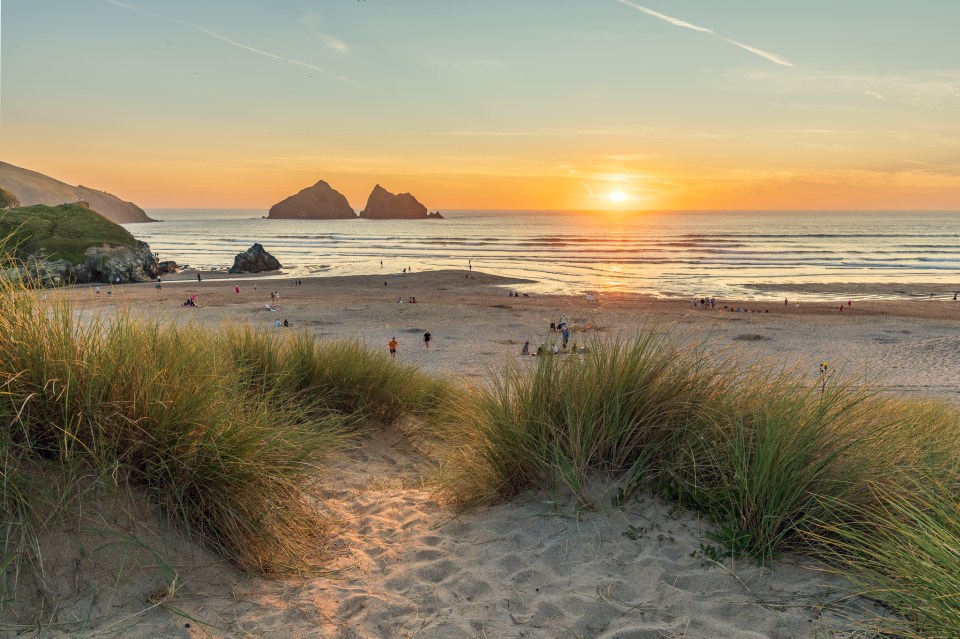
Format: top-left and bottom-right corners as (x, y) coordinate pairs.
(127, 209), (960, 300)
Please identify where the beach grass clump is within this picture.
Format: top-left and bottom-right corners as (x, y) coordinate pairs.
(224, 326), (449, 424)
(442, 332), (729, 503)
(0, 284), (344, 578)
(812, 475), (960, 639)
(656, 372), (887, 561)
(445, 331), (960, 570)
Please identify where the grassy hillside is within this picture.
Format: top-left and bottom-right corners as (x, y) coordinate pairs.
(0, 202), (137, 264)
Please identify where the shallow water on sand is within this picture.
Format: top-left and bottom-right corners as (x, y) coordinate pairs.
(130, 209), (960, 300)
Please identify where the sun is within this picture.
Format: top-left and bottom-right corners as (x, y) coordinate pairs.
(608, 190), (628, 203)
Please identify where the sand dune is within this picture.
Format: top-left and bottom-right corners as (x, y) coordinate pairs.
(8, 269), (953, 638)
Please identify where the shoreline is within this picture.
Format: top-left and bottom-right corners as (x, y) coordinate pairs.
(157, 267), (960, 302)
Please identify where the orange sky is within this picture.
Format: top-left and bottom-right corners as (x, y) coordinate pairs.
(4, 1), (959, 211)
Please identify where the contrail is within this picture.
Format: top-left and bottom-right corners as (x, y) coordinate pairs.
(613, 0), (714, 33)
(105, 0), (356, 84)
(723, 38), (794, 68)
(614, 0), (794, 68)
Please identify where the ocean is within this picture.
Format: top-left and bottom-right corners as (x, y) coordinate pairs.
(126, 210), (960, 300)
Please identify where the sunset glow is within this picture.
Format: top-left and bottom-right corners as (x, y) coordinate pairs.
(608, 191), (628, 203)
(3, 2), (959, 211)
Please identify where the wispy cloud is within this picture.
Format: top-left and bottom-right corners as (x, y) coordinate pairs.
(318, 34), (349, 54)
(429, 127), (654, 137)
(613, 0), (714, 33)
(737, 69), (960, 104)
(722, 39), (793, 68)
(614, 0), (794, 68)
(300, 13), (349, 54)
(105, 0), (355, 84)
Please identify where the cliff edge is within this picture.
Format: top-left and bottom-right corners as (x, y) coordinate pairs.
(0, 161), (154, 224)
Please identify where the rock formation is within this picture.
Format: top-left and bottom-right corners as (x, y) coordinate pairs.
(268, 180), (356, 220)
(0, 161), (154, 224)
(229, 243), (282, 274)
(12, 242), (158, 287)
(0, 203), (159, 285)
(157, 261), (179, 275)
(359, 185), (435, 220)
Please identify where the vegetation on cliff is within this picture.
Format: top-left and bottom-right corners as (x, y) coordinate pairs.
(0, 203), (137, 265)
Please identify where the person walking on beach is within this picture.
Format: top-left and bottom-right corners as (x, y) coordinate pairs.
(235, 285), (240, 295)
(197, 273), (202, 282)
(389, 337), (398, 358)
(423, 330), (431, 349)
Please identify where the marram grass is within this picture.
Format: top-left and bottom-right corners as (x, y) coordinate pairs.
(0, 270), (450, 594)
(812, 475), (960, 639)
(3, 255), (960, 635)
(437, 328), (960, 636)
(438, 333), (731, 504)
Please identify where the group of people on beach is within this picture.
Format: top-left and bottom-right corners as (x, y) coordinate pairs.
(518, 313), (591, 357)
(690, 297), (717, 309)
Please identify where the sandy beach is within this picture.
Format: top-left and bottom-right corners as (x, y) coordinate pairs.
(77, 269), (960, 398)
(16, 270), (959, 639)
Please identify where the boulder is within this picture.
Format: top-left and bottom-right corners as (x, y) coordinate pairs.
(268, 180), (357, 219)
(229, 243), (282, 274)
(359, 184), (432, 220)
(157, 260), (179, 275)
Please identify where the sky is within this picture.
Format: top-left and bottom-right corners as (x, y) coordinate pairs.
(2, 0), (959, 211)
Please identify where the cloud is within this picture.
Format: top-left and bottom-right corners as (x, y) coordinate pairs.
(318, 34), (349, 54)
(300, 13), (349, 54)
(736, 69), (960, 104)
(105, 0), (355, 84)
(613, 0), (714, 33)
(723, 38), (794, 68)
(615, 1), (794, 68)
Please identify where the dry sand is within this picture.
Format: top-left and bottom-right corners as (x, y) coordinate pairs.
(7, 269), (959, 638)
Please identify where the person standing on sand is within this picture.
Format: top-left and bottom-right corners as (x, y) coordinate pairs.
(389, 337), (398, 358)
(423, 330), (431, 349)
(235, 285), (240, 295)
(197, 273), (202, 282)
